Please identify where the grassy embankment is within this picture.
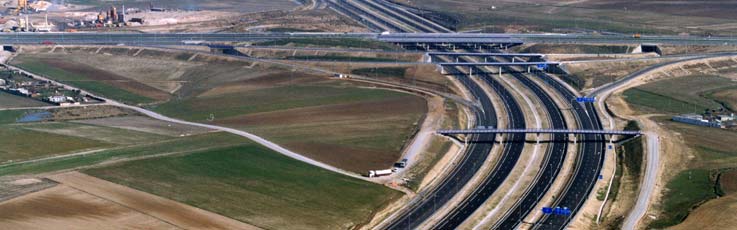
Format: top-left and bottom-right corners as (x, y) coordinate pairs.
(85, 137), (402, 229)
(255, 38), (400, 51)
(11, 56), (162, 105)
(622, 74), (737, 228)
(285, 55), (402, 62)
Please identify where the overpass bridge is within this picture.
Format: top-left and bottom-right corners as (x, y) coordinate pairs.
(437, 128), (641, 136)
(426, 52), (544, 63)
(438, 61), (560, 75)
(377, 33), (523, 50)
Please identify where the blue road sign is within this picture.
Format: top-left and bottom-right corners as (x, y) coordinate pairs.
(537, 63), (548, 69)
(576, 97), (596, 103)
(609, 145), (613, 150)
(599, 174), (604, 180)
(544, 207), (571, 215)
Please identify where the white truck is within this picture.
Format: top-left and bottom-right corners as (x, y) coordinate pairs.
(368, 169), (393, 178)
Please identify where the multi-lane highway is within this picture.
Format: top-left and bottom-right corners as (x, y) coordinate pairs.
(431, 50), (527, 230)
(0, 32), (736, 46)
(491, 56), (570, 229)
(531, 70), (605, 230)
(384, 50), (500, 230)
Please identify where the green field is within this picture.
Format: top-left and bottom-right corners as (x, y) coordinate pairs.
(649, 169), (720, 228)
(0, 91), (51, 108)
(623, 75), (737, 114)
(255, 38), (400, 50)
(153, 82), (426, 172)
(0, 131), (241, 176)
(85, 142), (401, 229)
(11, 56), (155, 104)
(0, 125), (112, 164)
(0, 110), (26, 124)
(621, 73), (737, 228)
(154, 84), (413, 121)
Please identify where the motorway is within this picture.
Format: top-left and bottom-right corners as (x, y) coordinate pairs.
(329, 1), (605, 229)
(0, 32), (736, 46)
(385, 51), (500, 230)
(490, 56), (570, 229)
(431, 50), (527, 229)
(532, 69), (605, 229)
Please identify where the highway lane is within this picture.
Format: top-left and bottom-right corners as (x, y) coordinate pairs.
(531, 70), (605, 229)
(1, 32), (736, 46)
(491, 58), (570, 229)
(432, 53), (527, 229)
(385, 54), (498, 230)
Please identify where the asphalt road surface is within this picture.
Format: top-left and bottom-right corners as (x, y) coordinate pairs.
(385, 52), (499, 230)
(1, 32), (736, 46)
(432, 53), (527, 229)
(492, 57), (570, 229)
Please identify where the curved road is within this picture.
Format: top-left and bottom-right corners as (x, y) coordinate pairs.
(588, 52), (737, 230)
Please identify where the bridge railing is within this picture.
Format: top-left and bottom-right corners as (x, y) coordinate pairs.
(437, 128), (641, 136)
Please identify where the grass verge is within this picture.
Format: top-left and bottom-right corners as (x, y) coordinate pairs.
(255, 38), (400, 50)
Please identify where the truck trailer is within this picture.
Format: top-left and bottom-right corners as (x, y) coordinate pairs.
(368, 169), (393, 178)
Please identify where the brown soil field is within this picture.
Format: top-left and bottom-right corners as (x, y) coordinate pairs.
(0, 177), (57, 202)
(0, 185), (179, 230)
(711, 89), (737, 111)
(672, 192), (737, 230)
(41, 58), (171, 101)
(198, 71), (331, 97)
(27, 172), (259, 230)
(215, 96), (427, 173)
(721, 170), (737, 194)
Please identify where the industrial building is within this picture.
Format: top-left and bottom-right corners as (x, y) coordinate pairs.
(672, 112), (736, 128)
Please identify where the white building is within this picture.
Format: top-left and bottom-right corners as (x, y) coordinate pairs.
(48, 95), (66, 103)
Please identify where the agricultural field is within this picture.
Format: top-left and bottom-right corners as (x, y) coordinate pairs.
(154, 77), (427, 173)
(85, 140), (402, 229)
(623, 75), (737, 114)
(397, 0), (737, 35)
(11, 55), (168, 105)
(621, 72), (737, 228)
(8, 47), (430, 173)
(0, 124), (111, 164)
(0, 91), (51, 108)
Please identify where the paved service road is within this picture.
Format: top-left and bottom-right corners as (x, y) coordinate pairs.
(588, 53), (737, 230)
